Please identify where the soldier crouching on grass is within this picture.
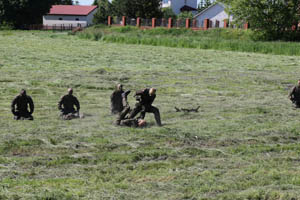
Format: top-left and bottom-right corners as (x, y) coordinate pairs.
(289, 79), (300, 108)
(11, 89), (34, 120)
(58, 88), (80, 120)
(128, 88), (162, 126)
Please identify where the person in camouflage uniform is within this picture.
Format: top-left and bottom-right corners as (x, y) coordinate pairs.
(114, 90), (146, 127)
(58, 88), (80, 120)
(289, 80), (300, 108)
(11, 89), (34, 120)
(110, 84), (124, 114)
(128, 88), (162, 126)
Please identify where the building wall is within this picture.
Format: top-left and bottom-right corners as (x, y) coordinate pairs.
(43, 10), (97, 27)
(162, 0), (197, 15)
(86, 9), (98, 25)
(195, 3), (233, 28)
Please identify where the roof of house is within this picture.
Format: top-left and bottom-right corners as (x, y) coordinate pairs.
(193, 2), (225, 18)
(180, 5), (198, 12)
(48, 5), (97, 16)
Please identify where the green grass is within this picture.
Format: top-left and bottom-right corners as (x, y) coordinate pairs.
(1, 30), (300, 199)
(77, 26), (300, 56)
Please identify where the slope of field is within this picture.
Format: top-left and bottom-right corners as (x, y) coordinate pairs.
(1, 31), (300, 199)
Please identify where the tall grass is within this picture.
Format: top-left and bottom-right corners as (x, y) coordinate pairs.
(77, 26), (300, 56)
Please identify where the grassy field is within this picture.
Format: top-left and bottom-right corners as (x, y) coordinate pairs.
(1, 30), (300, 199)
(78, 26), (300, 56)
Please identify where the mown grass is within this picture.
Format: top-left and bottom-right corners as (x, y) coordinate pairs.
(77, 26), (300, 56)
(1, 30), (300, 199)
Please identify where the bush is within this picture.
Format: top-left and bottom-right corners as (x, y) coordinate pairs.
(0, 22), (13, 30)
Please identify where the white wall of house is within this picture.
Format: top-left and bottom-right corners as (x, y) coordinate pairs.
(162, 0), (197, 15)
(194, 3), (232, 28)
(43, 9), (97, 27)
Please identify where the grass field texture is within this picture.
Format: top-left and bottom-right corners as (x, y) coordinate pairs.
(1, 31), (300, 199)
(78, 26), (300, 56)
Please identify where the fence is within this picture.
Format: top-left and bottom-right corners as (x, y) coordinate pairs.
(24, 23), (85, 31)
(107, 16), (249, 30)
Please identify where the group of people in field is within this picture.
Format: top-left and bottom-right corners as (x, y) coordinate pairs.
(11, 84), (162, 128)
(11, 79), (300, 126)
(11, 88), (81, 121)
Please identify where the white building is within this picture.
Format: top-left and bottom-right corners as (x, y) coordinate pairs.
(43, 5), (98, 28)
(194, 2), (233, 28)
(162, 0), (198, 15)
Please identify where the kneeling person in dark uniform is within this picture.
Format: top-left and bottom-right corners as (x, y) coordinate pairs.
(289, 80), (300, 108)
(11, 89), (34, 120)
(129, 88), (162, 126)
(58, 88), (80, 120)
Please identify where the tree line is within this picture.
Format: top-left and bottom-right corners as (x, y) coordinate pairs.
(0, 0), (73, 28)
(1, 0), (300, 40)
(92, 0), (214, 24)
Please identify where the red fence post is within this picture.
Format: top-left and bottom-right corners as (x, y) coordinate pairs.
(152, 18), (156, 28)
(108, 16), (112, 26)
(122, 16), (126, 26)
(244, 22), (249, 30)
(204, 19), (209, 30)
(185, 18), (190, 29)
(224, 19), (228, 28)
(137, 17), (141, 27)
(168, 18), (172, 29)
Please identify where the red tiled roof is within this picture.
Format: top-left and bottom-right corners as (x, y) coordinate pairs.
(48, 5), (97, 16)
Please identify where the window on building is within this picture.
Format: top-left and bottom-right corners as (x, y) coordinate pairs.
(59, 18), (63, 20)
(76, 18), (79, 21)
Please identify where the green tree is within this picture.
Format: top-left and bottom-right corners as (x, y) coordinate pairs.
(93, 0), (111, 24)
(0, 0), (72, 29)
(162, 7), (176, 19)
(221, 0), (300, 40)
(111, 0), (162, 18)
(177, 11), (194, 19)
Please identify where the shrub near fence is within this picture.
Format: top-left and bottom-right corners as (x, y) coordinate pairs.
(107, 16), (249, 31)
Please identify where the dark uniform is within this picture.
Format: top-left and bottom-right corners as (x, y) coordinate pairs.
(115, 90), (131, 125)
(110, 88), (124, 114)
(119, 118), (139, 127)
(289, 85), (300, 107)
(58, 94), (80, 116)
(11, 91), (34, 120)
(129, 88), (161, 126)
